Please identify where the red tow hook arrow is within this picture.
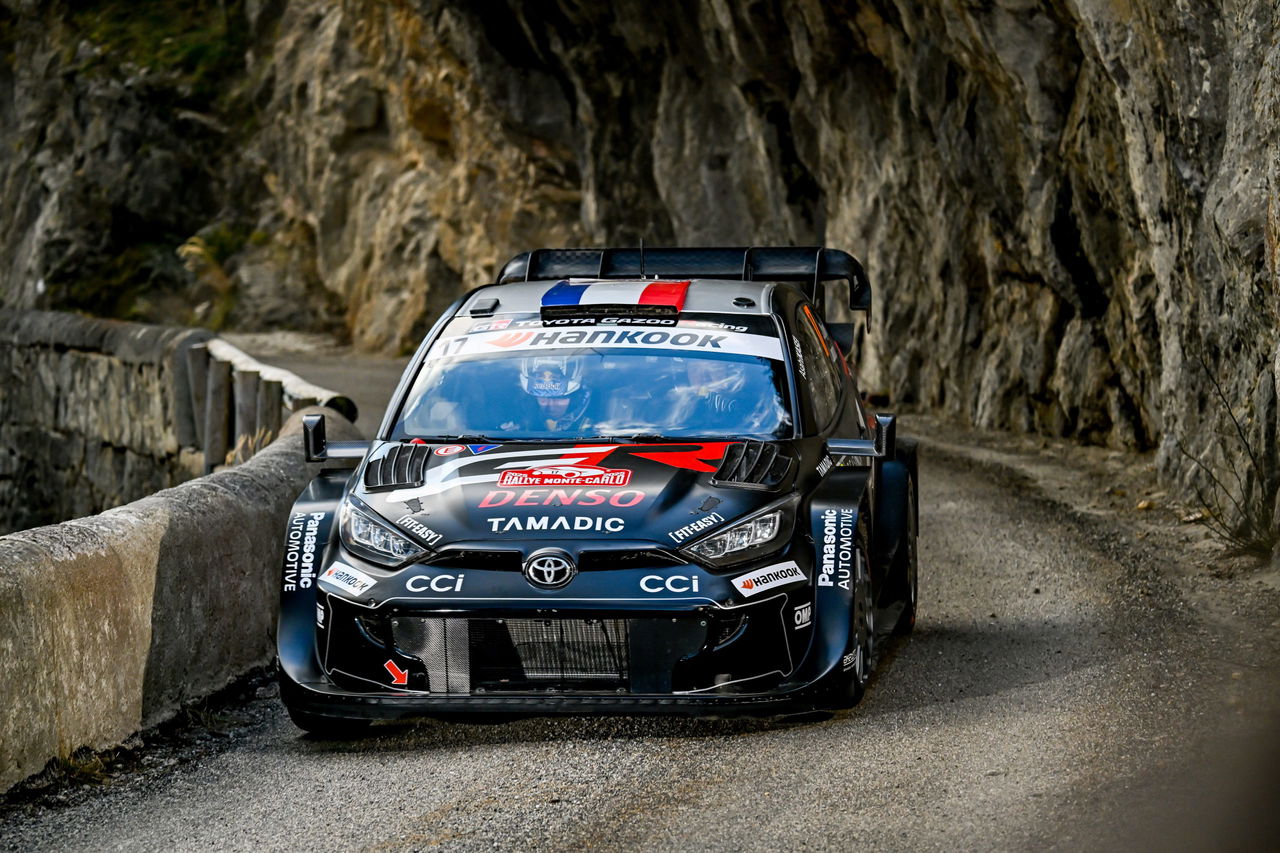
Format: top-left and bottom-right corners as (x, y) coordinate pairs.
(383, 660), (409, 685)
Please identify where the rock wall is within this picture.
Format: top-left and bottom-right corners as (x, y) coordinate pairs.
(0, 312), (208, 534)
(0, 1), (1276, 534)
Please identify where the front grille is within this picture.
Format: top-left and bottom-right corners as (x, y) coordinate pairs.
(577, 549), (685, 571)
(391, 617), (631, 693)
(426, 549), (523, 571)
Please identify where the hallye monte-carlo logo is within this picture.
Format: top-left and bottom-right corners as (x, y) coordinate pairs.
(497, 464), (632, 488)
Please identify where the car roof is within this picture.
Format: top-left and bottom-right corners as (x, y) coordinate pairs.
(458, 278), (780, 317)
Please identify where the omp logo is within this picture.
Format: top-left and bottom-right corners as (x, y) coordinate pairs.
(732, 561), (804, 598)
(489, 331), (534, 347)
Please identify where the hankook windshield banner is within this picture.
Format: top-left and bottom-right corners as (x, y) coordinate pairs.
(429, 327), (785, 361)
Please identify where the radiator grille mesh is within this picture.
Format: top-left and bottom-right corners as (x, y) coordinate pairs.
(391, 617), (631, 693)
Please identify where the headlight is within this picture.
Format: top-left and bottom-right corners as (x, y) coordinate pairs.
(338, 499), (426, 567)
(683, 497), (796, 568)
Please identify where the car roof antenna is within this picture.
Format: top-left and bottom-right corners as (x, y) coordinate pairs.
(639, 237), (646, 278)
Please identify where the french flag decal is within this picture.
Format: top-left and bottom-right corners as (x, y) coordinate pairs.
(542, 280), (690, 311)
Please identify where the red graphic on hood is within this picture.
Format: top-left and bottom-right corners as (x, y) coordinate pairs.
(570, 442), (736, 473)
(384, 660), (409, 685)
(498, 464), (632, 487)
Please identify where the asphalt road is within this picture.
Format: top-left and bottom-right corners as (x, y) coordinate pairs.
(3, 359), (1279, 850)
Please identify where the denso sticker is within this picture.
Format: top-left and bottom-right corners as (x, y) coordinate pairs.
(497, 464), (631, 487)
(819, 508), (855, 591)
(486, 516), (625, 533)
(395, 514), (443, 546)
(479, 488), (645, 508)
(731, 561), (804, 597)
(668, 512), (724, 544)
(430, 327), (784, 360)
(320, 562), (376, 596)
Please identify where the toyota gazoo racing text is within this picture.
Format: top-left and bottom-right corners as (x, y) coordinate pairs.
(278, 246), (919, 734)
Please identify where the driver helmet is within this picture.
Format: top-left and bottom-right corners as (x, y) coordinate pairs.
(520, 355), (585, 398)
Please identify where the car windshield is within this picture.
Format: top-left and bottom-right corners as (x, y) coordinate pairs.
(391, 314), (793, 441)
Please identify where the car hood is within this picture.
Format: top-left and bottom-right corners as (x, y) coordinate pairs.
(354, 440), (792, 551)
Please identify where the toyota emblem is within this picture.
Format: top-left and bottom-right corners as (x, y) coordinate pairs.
(523, 550), (576, 589)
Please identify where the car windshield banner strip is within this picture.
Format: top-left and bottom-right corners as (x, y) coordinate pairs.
(429, 327), (784, 360)
(541, 280), (690, 311)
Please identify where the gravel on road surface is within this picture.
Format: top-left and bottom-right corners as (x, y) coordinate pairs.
(4, 396), (1278, 851)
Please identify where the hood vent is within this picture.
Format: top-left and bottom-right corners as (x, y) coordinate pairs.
(364, 444), (432, 491)
(712, 441), (793, 490)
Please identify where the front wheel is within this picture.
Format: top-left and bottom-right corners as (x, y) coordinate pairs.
(892, 472), (919, 636)
(826, 545), (875, 708)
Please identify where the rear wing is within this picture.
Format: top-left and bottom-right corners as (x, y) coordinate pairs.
(496, 246), (872, 315)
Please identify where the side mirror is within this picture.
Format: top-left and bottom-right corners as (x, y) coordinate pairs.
(302, 413), (369, 463)
(827, 413), (897, 461)
(874, 413), (896, 461)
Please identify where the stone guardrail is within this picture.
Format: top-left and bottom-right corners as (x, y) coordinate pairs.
(0, 406), (362, 793)
(0, 310), (357, 534)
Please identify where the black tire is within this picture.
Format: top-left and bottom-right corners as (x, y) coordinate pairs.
(892, 441), (919, 636)
(892, 475), (919, 635)
(286, 706), (373, 739)
(827, 544), (875, 708)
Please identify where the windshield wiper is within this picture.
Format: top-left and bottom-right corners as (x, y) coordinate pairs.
(621, 434), (706, 443)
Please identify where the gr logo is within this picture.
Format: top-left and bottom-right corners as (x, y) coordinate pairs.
(405, 574), (465, 593)
(639, 574), (700, 594)
(793, 602), (812, 630)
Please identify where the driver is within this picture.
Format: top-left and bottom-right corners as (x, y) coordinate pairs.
(503, 355), (594, 433)
(685, 358), (748, 418)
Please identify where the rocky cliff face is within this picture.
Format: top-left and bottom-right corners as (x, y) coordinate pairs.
(1, 0), (1276, 539)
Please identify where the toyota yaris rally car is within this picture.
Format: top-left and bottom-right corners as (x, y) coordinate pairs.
(278, 247), (918, 734)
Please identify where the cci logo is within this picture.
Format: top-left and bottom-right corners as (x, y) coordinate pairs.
(405, 574), (465, 593)
(639, 575), (701, 594)
(523, 550), (577, 589)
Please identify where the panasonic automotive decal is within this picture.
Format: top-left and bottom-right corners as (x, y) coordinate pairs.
(819, 508), (855, 590)
(428, 327), (784, 361)
(282, 511), (325, 592)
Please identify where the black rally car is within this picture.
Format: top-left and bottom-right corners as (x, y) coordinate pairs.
(278, 247), (918, 733)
